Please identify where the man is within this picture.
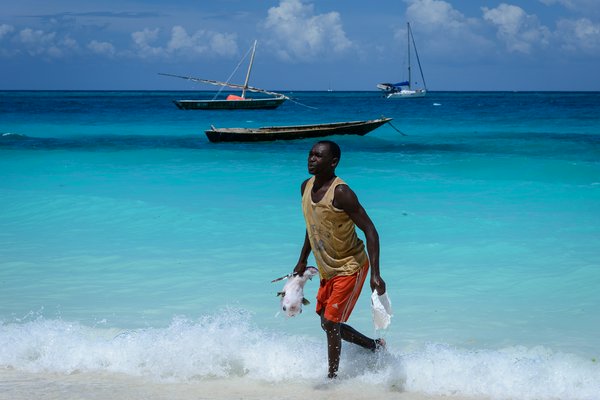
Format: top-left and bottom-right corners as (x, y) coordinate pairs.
(293, 140), (386, 379)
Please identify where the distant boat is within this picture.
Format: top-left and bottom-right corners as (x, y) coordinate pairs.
(377, 22), (427, 98)
(160, 40), (288, 110)
(205, 118), (392, 143)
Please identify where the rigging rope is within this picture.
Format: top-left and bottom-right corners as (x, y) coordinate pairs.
(387, 120), (408, 136)
(287, 97), (318, 110)
(212, 44), (255, 100)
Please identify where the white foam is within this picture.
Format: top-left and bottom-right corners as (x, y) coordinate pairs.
(0, 311), (325, 381)
(401, 343), (600, 400)
(1, 313), (599, 399)
(1, 132), (26, 137)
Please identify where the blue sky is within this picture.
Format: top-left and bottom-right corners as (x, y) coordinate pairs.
(1, 0), (599, 91)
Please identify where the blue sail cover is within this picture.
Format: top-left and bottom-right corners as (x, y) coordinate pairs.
(377, 81), (410, 92)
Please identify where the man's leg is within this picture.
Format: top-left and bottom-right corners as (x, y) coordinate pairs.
(320, 312), (342, 378)
(340, 323), (379, 350)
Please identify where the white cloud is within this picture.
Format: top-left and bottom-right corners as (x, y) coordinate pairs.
(556, 17), (600, 54)
(131, 28), (164, 58)
(401, 0), (492, 60)
(46, 46), (63, 58)
(263, 0), (352, 62)
(167, 26), (237, 57)
(405, 0), (471, 30)
(0, 25), (80, 58)
(3, 21), (237, 61)
(61, 36), (79, 51)
(18, 28), (56, 46)
(15, 28), (71, 58)
(0, 24), (14, 40)
(538, 0), (600, 15)
(130, 26), (238, 59)
(167, 26), (202, 54)
(88, 40), (116, 57)
(483, 3), (551, 54)
(208, 32), (238, 57)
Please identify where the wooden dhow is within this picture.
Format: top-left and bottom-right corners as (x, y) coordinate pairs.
(160, 40), (288, 110)
(204, 118), (392, 143)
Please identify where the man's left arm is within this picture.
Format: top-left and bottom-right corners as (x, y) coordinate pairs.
(334, 185), (386, 294)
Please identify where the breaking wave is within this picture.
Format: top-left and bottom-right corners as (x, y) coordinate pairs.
(1, 311), (598, 400)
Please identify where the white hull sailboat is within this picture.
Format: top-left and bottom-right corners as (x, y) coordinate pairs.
(160, 40), (288, 110)
(377, 22), (427, 99)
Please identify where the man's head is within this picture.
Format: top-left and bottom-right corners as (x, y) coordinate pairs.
(308, 141), (341, 176)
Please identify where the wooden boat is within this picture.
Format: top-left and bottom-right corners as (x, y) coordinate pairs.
(160, 40), (288, 110)
(172, 94), (287, 110)
(377, 22), (427, 98)
(205, 117), (392, 143)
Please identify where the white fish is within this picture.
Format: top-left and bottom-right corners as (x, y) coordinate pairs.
(272, 266), (318, 317)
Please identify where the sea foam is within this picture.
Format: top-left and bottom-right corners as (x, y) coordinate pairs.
(1, 312), (598, 400)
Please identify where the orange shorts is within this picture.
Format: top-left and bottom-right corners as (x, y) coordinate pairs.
(316, 262), (369, 323)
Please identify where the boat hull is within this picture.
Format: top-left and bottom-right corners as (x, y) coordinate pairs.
(205, 118), (392, 143)
(174, 96), (286, 110)
(386, 89), (427, 99)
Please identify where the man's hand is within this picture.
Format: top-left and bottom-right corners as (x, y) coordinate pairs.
(370, 274), (386, 295)
(293, 261), (308, 277)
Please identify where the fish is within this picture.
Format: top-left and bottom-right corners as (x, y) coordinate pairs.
(272, 266), (319, 317)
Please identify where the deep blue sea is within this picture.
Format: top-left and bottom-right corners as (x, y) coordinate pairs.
(1, 91), (599, 400)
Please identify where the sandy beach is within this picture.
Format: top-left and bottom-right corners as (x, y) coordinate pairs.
(0, 369), (481, 400)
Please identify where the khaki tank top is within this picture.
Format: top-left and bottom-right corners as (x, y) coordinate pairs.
(302, 176), (368, 280)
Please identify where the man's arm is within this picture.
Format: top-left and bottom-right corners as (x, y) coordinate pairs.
(293, 179), (312, 276)
(333, 184), (386, 295)
(293, 230), (311, 276)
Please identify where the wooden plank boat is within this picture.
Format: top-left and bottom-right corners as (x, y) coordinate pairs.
(161, 40), (288, 110)
(173, 94), (287, 110)
(205, 117), (392, 143)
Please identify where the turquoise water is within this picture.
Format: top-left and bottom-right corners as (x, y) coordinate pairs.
(1, 91), (599, 399)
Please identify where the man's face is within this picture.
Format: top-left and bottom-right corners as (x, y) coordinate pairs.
(307, 143), (335, 175)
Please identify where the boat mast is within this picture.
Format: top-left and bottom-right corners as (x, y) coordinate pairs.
(242, 40), (257, 99)
(407, 22), (411, 90)
(409, 24), (427, 91)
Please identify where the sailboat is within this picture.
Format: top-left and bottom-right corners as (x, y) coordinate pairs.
(377, 22), (427, 98)
(160, 40), (288, 110)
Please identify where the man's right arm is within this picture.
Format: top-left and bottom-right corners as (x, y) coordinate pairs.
(293, 230), (311, 276)
(293, 179), (311, 276)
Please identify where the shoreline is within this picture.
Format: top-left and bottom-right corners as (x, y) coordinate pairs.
(0, 370), (479, 400)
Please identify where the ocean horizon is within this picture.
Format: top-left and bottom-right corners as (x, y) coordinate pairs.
(1, 90), (599, 400)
